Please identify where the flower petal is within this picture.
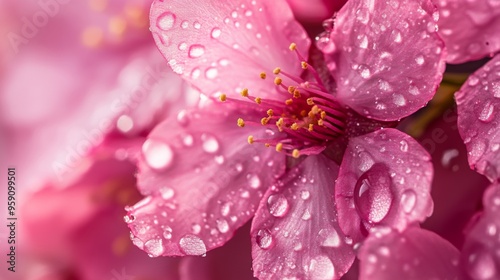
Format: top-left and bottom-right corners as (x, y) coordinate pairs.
(127, 103), (285, 256)
(286, 0), (347, 24)
(336, 128), (433, 243)
(455, 55), (500, 182)
(150, 0), (310, 97)
(435, 0), (500, 64)
(251, 155), (355, 279)
(461, 183), (500, 280)
(358, 227), (460, 279)
(328, 0), (446, 121)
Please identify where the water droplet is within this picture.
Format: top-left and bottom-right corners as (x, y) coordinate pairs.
(302, 209), (311, 220)
(116, 115), (134, 133)
(220, 202), (231, 216)
(479, 101), (495, 122)
(319, 229), (341, 248)
(392, 31), (402, 43)
(179, 235), (207, 256)
(178, 42), (187, 50)
(378, 246), (390, 256)
(157, 12), (176, 30)
(144, 239), (165, 257)
(409, 85), (420, 95)
(467, 248), (497, 279)
(487, 224), (497, 236)
(256, 229), (274, 249)
(182, 134), (194, 147)
(300, 190), (310, 200)
(248, 174), (261, 189)
(205, 67), (218, 79)
(315, 31), (335, 54)
(191, 223), (201, 234)
(193, 21), (201, 29)
(360, 67), (371, 79)
(415, 55), (425, 65)
(214, 155), (225, 164)
(322, 17), (336, 32)
(123, 214), (135, 223)
(399, 140), (409, 152)
(201, 134), (219, 153)
(378, 79), (393, 92)
(354, 164), (394, 224)
(142, 139), (174, 170)
(359, 35), (368, 49)
(188, 44), (205, 58)
(163, 226), (173, 239)
(309, 255), (335, 279)
(209, 28), (221, 39)
(267, 194), (289, 217)
(400, 190), (417, 213)
(393, 94), (406, 106)
(160, 186), (175, 200)
(216, 219), (229, 233)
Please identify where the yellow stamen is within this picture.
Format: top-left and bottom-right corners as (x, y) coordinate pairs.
(293, 90), (301, 98)
(237, 118), (245, 127)
(219, 94), (227, 102)
(273, 67), (281, 75)
(247, 135), (254, 144)
(267, 109), (274, 116)
(321, 111), (327, 119)
(318, 119), (324, 126)
(276, 143), (283, 152)
(260, 72), (267, 79)
(308, 124), (314, 131)
(241, 88), (249, 97)
(307, 98), (314, 106)
(289, 43), (297, 51)
(301, 61), (308, 69)
(292, 149), (300, 158)
(311, 105), (320, 114)
(300, 110), (308, 117)
(255, 97), (262, 104)
(261, 117), (269, 125)
(265, 143), (271, 148)
(291, 123), (299, 130)
(288, 86), (296, 94)
(285, 99), (293, 105)
(274, 77), (282, 85)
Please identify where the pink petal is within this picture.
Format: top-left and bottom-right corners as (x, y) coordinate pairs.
(150, 0), (310, 98)
(455, 55), (500, 181)
(286, 0), (347, 24)
(461, 183), (500, 280)
(127, 103), (285, 256)
(435, 0), (500, 64)
(336, 128), (433, 243)
(251, 155), (355, 279)
(328, 0), (446, 121)
(358, 227), (460, 279)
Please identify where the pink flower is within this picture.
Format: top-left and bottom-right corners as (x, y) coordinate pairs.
(126, 0), (446, 278)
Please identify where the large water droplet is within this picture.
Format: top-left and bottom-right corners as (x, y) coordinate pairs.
(142, 139), (174, 170)
(300, 190), (310, 200)
(216, 219), (229, 233)
(205, 67), (218, 79)
(267, 194), (289, 217)
(309, 255), (335, 279)
(479, 101), (495, 122)
(256, 229), (274, 249)
(201, 134), (219, 153)
(354, 163), (394, 224)
(157, 12), (176, 31)
(315, 31), (335, 54)
(179, 235), (207, 256)
(400, 190), (417, 213)
(188, 44), (205, 58)
(319, 229), (341, 248)
(144, 239), (165, 257)
(211, 27), (221, 38)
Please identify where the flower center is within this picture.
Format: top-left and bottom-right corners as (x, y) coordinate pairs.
(220, 43), (346, 158)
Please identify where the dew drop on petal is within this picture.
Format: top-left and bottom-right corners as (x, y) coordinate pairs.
(415, 55), (425, 65)
(205, 67), (218, 79)
(157, 12), (176, 30)
(201, 134), (219, 153)
(163, 226), (173, 240)
(179, 235), (207, 256)
(142, 139), (174, 170)
(144, 239), (165, 257)
(216, 219), (229, 233)
(116, 115), (134, 133)
(160, 186), (175, 200)
(309, 255), (335, 279)
(220, 202), (231, 216)
(191, 223), (201, 234)
(400, 190), (417, 213)
(267, 194), (289, 217)
(248, 174), (261, 189)
(256, 229), (274, 249)
(399, 140), (409, 152)
(478, 101), (495, 122)
(177, 109), (189, 126)
(211, 27), (221, 38)
(188, 44), (205, 58)
(319, 229), (341, 248)
(300, 190), (310, 200)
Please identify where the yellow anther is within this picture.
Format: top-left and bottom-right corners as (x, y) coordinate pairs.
(261, 117), (269, 125)
(292, 149), (300, 158)
(291, 123), (299, 130)
(308, 111), (315, 119)
(274, 77), (282, 85)
(311, 105), (320, 114)
(301, 61), (308, 69)
(289, 43), (297, 51)
(265, 143), (271, 148)
(293, 89), (301, 98)
(285, 99), (294, 105)
(276, 118), (284, 127)
(237, 118), (245, 127)
(321, 111), (327, 119)
(255, 97), (262, 104)
(248, 135), (255, 144)
(273, 67), (281, 75)
(307, 98), (315, 106)
(260, 72), (267, 79)
(219, 94), (227, 102)
(276, 143), (283, 152)
(308, 124), (314, 131)
(300, 110), (308, 117)
(318, 119), (324, 126)
(267, 109), (274, 116)
(288, 86), (296, 94)
(241, 88), (249, 97)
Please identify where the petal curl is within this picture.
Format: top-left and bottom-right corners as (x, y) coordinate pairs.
(286, 0), (347, 24)
(435, 0), (500, 64)
(150, 0), (310, 97)
(251, 155), (355, 280)
(127, 103), (285, 256)
(456, 55), (500, 181)
(358, 227), (460, 279)
(460, 183), (500, 280)
(336, 128), (433, 243)
(329, 0), (446, 121)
